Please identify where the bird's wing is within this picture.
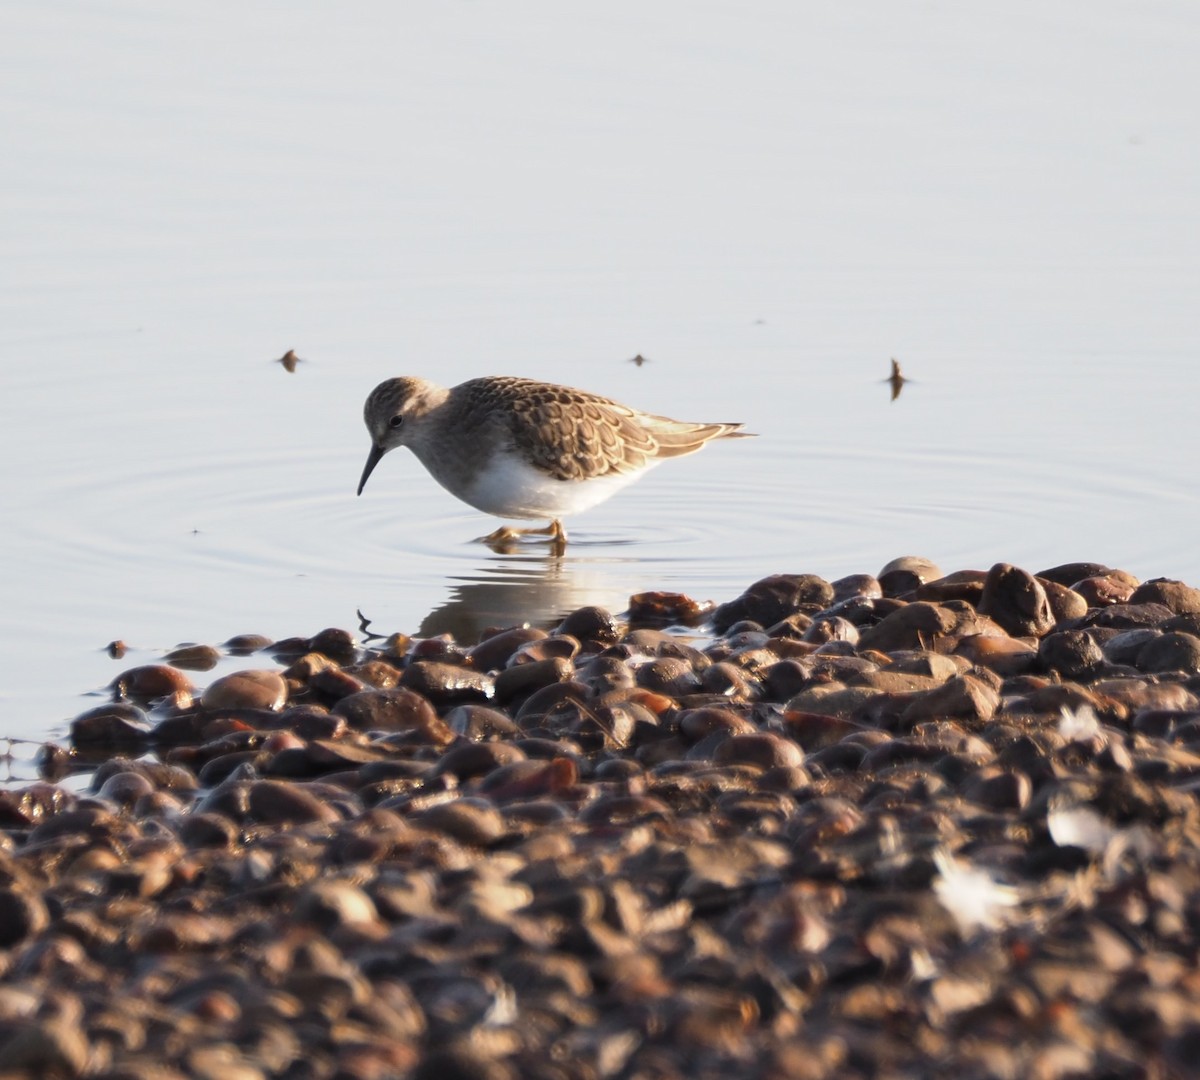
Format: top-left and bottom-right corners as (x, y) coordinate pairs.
(456, 377), (659, 481)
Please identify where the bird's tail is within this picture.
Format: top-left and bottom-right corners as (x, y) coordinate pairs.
(649, 420), (755, 459)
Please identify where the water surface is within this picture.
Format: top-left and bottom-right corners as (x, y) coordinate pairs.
(2, 1), (1198, 762)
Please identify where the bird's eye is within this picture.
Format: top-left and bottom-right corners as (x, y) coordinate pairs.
(388, 415), (404, 429)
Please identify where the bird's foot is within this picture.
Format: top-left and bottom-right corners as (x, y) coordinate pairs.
(478, 520), (568, 555)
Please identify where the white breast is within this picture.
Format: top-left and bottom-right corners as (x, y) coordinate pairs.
(460, 454), (652, 519)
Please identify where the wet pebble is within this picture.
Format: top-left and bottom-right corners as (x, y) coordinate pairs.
(1129, 578), (1200, 614)
(712, 574), (834, 633)
(877, 555), (942, 597)
(468, 626), (547, 671)
(1137, 631), (1200, 674)
(401, 661), (496, 705)
(413, 798), (506, 846)
(201, 669), (288, 711)
(224, 632), (272, 654)
(0, 887), (50, 947)
(307, 627), (358, 663)
(26, 557), (1200, 1078)
(628, 591), (711, 627)
(110, 663), (194, 702)
(978, 562), (1054, 638)
(333, 687), (446, 736)
(165, 643), (221, 671)
(69, 704), (152, 748)
(557, 604), (621, 646)
(1038, 629), (1104, 679)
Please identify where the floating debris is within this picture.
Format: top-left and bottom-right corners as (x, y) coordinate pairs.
(274, 348), (303, 372)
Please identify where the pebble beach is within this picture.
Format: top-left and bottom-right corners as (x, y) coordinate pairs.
(4, 556), (1200, 1078)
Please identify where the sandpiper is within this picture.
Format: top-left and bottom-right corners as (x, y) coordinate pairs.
(357, 375), (752, 548)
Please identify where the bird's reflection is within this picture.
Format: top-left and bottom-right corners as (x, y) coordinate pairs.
(414, 548), (633, 641)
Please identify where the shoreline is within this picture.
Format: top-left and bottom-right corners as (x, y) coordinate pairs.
(2, 557), (1199, 1077)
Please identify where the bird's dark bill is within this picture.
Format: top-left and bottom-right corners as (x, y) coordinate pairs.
(357, 444), (385, 495)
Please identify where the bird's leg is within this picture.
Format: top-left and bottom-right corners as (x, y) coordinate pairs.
(546, 519), (567, 556)
(478, 519), (569, 551)
(541, 519), (568, 544)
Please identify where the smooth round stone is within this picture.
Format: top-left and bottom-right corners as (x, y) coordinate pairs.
(1088, 603), (1175, 630)
(96, 772), (156, 807)
(400, 661), (495, 705)
(202, 670), (288, 711)
(857, 602), (958, 653)
(888, 650), (965, 681)
(478, 758), (577, 800)
(0, 887), (49, 947)
(165, 643), (221, 671)
(877, 556), (942, 597)
(198, 751), (265, 788)
(514, 681), (590, 726)
(916, 571), (987, 605)
(580, 793), (672, 826)
(308, 666), (370, 700)
(348, 659), (403, 690)
(802, 616), (859, 646)
(69, 704), (152, 747)
(468, 627), (547, 672)
(410, 635), (472, 664)
(0, 1015), (89, 1076)
(133, 790), (186, 818)
(296, 881), (382, 932)
(655, 639), (711, 670)
(1040, 579), (1089, 623)
(509, 636), (581, 666)
(246, 780), (342, 825)
(679, 708), (756, 742)
(762, 659), (815, 702)
(1165, 613), (1200, 641)
(764, 614), (816, 643)
(177, 812), (239, 850)
(1037, 630), (1104, 679)
(110, 664), (194, 701)
(961, 768), (1032, 811)
(1037, 561), (1111, 587)
(978, 563), (1054, 638)
(830, 574), (883, 602)
(711, 574), (835, 634)
(700, 661), (757, 699)
(1137, 632), (1200, 675)
(636, 657), (702, 698)
(307, 627), (357, 663)
(627, 591), (709, 628)
(713, 732), (804, 770)
(901, 674), (1000, 724)
(556, 605), (621, 646)
(333, 688), (441, 733)
(575, 656), (635, 694)
(445, 705), (520, 740)
(278, 707), (345, 740)
(1072, 571), (1139, 608)
(90, 757), (198, 794)
(413, 798), (506, 846)
(224, 633), (273, 655)
(494, 657), (574, 703)
(1129, 579), (1200, 615)
(435, 741), (527, 781)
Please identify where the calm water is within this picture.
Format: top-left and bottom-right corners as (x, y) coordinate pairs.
(2, 1), (1198, 764)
